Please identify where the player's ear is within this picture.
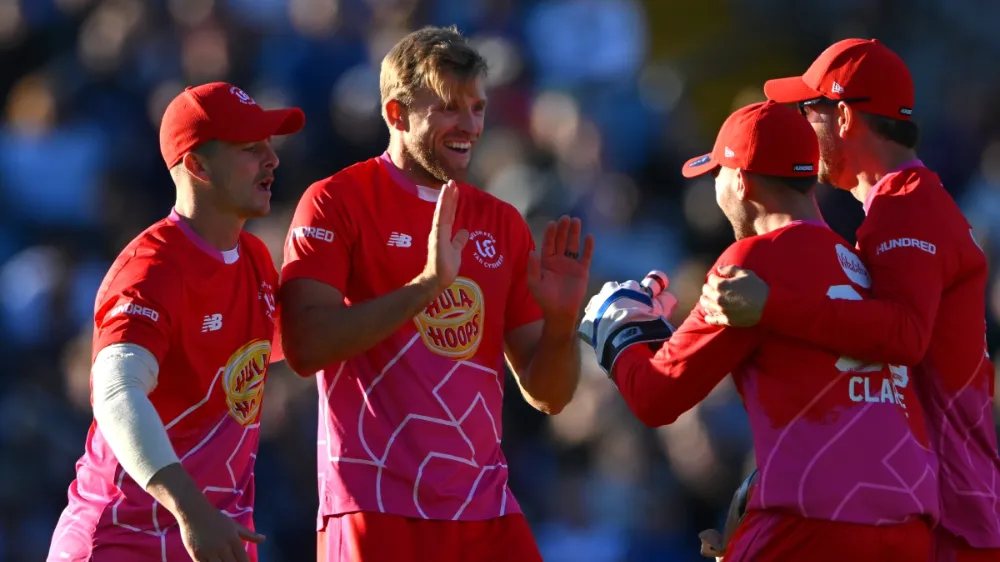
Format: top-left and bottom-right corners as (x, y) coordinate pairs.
(735, 168), (750, 201)
(181, 152), (211, 183)
(384, 99), (409, 133)
(837, 102), (854, 139)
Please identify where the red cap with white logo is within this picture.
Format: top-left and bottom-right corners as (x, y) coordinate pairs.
(682, 100), (819, 179)
(764, 38), (914, 120)
(159, 82), (305, 169)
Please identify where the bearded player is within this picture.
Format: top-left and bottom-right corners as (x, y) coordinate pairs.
(701, 39), (1000, 561)
(279, 26), (592, 562)
(580, 101), (938, 561)
(47, 83), (304, 562)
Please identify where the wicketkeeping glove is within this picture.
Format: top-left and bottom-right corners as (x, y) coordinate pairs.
(578, 278), (676, 376)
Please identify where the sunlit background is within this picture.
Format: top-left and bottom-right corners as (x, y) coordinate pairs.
(2, 0), (1000, 560)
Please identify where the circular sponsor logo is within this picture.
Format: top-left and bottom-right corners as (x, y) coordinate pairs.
(470, 230), (503, 269)
(222, 339), (271, 426)
(414, 277), (484, 360)
(836, 244), (871, 289)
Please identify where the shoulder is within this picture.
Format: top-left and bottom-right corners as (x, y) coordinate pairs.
(312, 158), (382, 197)
(104, 221), (186, 287)
(714, 235), (772, 271)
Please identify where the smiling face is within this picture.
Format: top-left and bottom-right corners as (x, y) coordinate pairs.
(400, 76), (486, 184)
(379, 26), (489, 186)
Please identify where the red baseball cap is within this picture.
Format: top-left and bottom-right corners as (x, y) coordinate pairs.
(159, 82), (305, 168)
(763, 38), (914, 120)
(682, 100), (819, 179)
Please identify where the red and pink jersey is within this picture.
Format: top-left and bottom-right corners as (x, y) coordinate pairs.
(48, 211), (280, 562)
(282, 153), (542, 526)
(614, 221), (939, 527)
(762, 164), (1000, 546)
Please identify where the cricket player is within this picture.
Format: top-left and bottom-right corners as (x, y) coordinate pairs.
(279, 26), (591, 562)
(579, 101), (938, 561)
(700, 39), (1000, 561)
(47, 82), (304, 562)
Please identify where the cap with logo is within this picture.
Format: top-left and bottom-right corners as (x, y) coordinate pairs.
(159, 82), (306, 169)
(763, 38), (914, 120)
(682, 100), (819, 179)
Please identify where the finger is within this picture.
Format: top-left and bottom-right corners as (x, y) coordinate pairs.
(229, 542), (250, 562)
(705, 313), (726, 326)
(526, 251), (541, 288)
(715, 264), (740, 278)
(565, 217), (582, 255)
(553, 215), (570, 255)
(433, 180), (458, 239)
(700, 294), (723, 315)
(235, 522), (266, 543)
(700, 287), (723, 312)
(706, 273), (725, 291)
(540, 221), (557, 257)
(579, 234), (595, 270)
(452, 228), (470, 251)
(699, 529), (724, 550)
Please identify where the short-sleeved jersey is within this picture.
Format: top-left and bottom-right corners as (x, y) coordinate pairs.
(282, 152), (542, 526)
(762, 164), (1000, 546)
(48, 211), (280, 562)
(613, 221), (939, 528)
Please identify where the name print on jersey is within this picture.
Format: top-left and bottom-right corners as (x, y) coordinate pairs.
(414, 277), (484, 361)
(222, 339), (271, 426)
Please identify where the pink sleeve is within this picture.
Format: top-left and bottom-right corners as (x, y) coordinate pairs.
(281, 179), (355, 295)
(93, 258), (180, 364)
(613, 241), (766, 426)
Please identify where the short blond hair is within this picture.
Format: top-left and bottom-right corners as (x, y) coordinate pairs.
(380, 26), (488, 110)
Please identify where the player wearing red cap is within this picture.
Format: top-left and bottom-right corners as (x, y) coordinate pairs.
(47, 83), (304, 562)
(278, 26), (591, 562)
(701, 38), (1000, 561)
(579, 101), (938, 562)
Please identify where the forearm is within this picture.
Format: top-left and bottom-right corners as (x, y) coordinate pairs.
(762, 284), (930, 365)
(283, 276), (441, 374)
(612, 345), (706, 427)
(92, 344), (212, 521)
(517, 318), (580, 415)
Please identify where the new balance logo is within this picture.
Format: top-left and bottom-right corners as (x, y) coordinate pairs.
(202, 314), (223, 332)
(387, 232), (412, 247)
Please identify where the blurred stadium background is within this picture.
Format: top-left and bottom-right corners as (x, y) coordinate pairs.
(2, 0), (1000, 560)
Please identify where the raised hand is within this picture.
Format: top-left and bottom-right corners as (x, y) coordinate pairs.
(527, 216), (594, 324)
(422, 180), (470, 292)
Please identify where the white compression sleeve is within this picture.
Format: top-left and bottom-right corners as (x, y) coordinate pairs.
(91, 343), (180, 489)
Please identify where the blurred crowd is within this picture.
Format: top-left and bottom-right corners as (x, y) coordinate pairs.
(3, 0), (1000, 560)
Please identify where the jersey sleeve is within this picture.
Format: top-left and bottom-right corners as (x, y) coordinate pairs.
(281, 178), (355, 295)
(93, 257), (181, 364)
(613, 241), (766, 427)
(760, 188), (942, 366)
(504, 210), (543, 332)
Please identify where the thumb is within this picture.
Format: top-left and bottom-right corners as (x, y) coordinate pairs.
(526, 251), (541, 287)
(715, 265), (742, 278)
(235, 523), (266, 543)
(452, 228), (469, 251)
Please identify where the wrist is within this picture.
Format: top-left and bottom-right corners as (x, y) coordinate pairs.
(410, 271), (448, 300)
(541, 312), (579, 340)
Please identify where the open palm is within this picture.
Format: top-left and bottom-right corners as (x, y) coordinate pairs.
(527, 216), (594, 322)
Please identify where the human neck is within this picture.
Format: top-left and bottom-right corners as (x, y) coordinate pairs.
(848, 142), (919, 204)
(387, 137), (443, 189)
(753, 194), (824, 236)
(172, 193), (243, 251)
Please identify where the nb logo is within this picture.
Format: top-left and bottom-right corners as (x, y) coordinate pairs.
(202, 313), (223, 332)
(388, 232), (412, 248)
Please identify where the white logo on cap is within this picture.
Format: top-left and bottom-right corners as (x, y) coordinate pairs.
(831, 81), (845, 94)
(229, 87), (257, 106)
(724, 146), (735, 158)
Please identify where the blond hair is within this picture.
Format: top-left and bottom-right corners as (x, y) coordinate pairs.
(380, 26), (488, 111)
